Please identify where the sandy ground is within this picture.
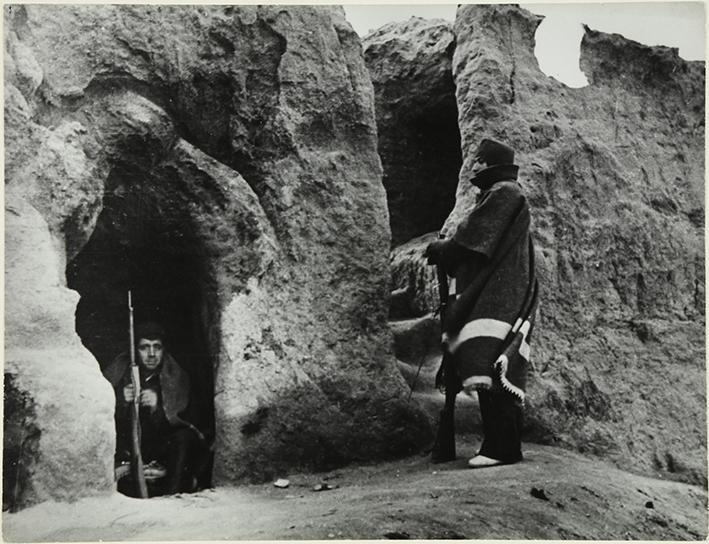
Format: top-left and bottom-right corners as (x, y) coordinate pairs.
(4, 437), (707, 541)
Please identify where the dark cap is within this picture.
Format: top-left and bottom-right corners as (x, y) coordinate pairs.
(135, 321), (166, 342)
(474, 138), (515, 166)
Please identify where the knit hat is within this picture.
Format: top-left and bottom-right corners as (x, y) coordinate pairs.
(474, 138), (515, 166)
(135, 321), (166, 342)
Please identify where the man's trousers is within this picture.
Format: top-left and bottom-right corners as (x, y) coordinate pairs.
(477, 389), (523, 463)
(117, 427), (200, 497)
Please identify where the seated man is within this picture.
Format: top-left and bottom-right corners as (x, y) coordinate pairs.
(102, 322), (205, 496)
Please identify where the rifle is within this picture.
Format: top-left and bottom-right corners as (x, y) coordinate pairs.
(128, 291), (149, 498)
(430, 236), (461, 463)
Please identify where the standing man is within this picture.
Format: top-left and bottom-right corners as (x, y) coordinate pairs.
(103, 322), (205, 495)
(425, 138), (538, 468)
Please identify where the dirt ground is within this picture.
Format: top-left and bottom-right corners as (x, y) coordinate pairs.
(4, 437), (707, 541)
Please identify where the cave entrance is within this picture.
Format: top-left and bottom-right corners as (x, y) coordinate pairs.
(66, 163), (216, 494)
(380, 83), (462, 248)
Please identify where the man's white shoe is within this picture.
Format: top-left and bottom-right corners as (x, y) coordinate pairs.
(468, 455), (504, 468)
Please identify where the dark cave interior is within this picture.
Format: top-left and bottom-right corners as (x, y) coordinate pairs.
(384, 93), (462, 247)
(66, 164), (217, 490)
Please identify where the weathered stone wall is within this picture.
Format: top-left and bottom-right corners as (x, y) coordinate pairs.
(375, 5), (705, 485)
(4, 4), (432, 510)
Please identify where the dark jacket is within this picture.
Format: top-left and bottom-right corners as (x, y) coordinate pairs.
(103, 352), (204, 440)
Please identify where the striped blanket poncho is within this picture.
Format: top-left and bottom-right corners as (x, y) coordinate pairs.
(442, 180), (538, 403)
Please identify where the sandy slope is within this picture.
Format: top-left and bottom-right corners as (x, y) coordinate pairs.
(4, 439), (707, 541)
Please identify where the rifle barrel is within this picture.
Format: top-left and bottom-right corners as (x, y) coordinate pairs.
(127, 290), (148, 498)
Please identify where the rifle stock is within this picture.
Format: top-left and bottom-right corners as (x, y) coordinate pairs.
(128, 291), (148, 498)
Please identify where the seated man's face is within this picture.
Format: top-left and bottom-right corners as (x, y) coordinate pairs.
(137, 338), (164, 371)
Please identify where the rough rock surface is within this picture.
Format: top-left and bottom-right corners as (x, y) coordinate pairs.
(389, 232), (440, 319)
(363, 18), (462, 246)
(4, 4), (432, 510)
(377, 5), (705, 486)
(4, 196), (116, 511)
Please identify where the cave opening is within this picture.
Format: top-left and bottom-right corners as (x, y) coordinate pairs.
(385, 91), (462, 248)
(66, 163), (217, 495)
(407, 94), (462, 238)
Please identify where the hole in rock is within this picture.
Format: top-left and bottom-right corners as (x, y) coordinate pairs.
(532, 13), (589, 88)
(66, 165), (217, 496)
(410, 95), (462, 237)
(387, 91), (462, 247)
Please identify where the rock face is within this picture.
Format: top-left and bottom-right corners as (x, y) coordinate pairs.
(4, 4), (432, 510)
(372, 5), (705, 485)
(363, 18), (462, 246)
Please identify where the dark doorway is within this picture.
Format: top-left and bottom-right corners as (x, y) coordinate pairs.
(379, 88), (462, 248)
(66, 164), (216, 491)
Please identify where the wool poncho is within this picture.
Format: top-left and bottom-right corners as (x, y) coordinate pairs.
(103, 351), (204, 440)
(442, 180), (538, 402)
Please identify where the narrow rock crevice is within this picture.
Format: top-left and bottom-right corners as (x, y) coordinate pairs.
(363, 19), (462, 247)
(507, 19), (516, 104)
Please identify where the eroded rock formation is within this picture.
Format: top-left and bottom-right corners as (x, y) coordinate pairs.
(4, 4), (432, 510)
(374, 5), (705, 485)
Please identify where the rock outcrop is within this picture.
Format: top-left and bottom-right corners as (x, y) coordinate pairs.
(363, 18), (462, 246)
(371, 5), (705, 485)
(4, 4), (432, 510)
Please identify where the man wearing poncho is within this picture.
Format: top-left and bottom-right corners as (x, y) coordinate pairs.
(425, 138), (538, 468)
(103, 322), (206, 495)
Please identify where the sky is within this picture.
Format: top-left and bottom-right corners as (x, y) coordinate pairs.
(343, 2), (706, 87)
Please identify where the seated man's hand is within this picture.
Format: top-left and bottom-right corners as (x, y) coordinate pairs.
(122, 384), (135, 403)
(139, 389), (159, 411)
(424, 240), (447, 265)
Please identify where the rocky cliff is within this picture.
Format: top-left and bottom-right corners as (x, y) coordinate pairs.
(369, 5), (705, 485)
(4, 4), (431, 510)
